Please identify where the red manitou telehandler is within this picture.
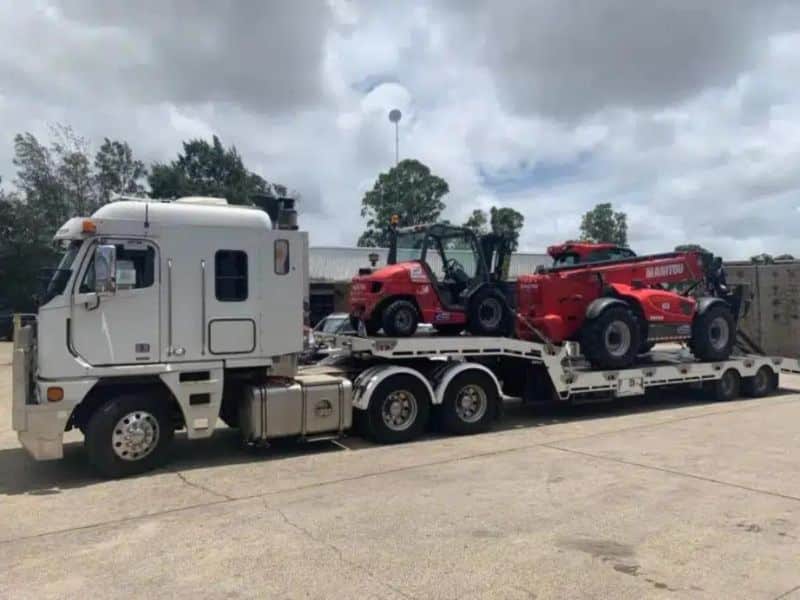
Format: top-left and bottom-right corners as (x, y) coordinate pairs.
(350, 221), (515, 336)
(516, 247), (738, 369)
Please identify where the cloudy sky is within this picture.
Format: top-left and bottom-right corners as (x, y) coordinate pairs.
(2, 0), (800, 258)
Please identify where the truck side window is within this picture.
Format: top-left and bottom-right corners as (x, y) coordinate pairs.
(274, 240), (290, 275)
(215, 250), (248, 301)
(79, 243), (155, 292)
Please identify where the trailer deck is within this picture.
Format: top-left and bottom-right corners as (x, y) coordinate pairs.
(317, 333), (783, 401)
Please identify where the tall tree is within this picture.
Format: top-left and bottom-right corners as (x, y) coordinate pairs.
(358, 159), (449, 247)
(464, 209), (489, 235)
(675, 244), (709, 253)
(463, 206), (525, 251)
(94, 138), (147, 203)
(579, 202), (628, 246)
(148, 135), (282, 204)
(4, 126), (147, 311)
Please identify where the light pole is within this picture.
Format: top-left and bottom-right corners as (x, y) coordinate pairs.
(389, 109), (402, 165)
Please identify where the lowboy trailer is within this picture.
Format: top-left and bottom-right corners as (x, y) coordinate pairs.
(10, 197), (787, 478)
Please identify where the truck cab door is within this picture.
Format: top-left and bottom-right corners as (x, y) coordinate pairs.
(70, 239), (161, 365)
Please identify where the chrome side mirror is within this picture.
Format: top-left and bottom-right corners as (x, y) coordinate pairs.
(93, 244), (117, 294)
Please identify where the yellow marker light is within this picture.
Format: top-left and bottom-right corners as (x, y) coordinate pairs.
(46, 387), (64, 402)
(82, 219), (97, 233)
(390, 214), (400, 225)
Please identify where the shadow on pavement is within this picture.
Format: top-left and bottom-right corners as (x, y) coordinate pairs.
(0, 385), (792, 497)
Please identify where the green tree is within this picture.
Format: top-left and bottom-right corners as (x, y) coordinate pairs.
(463, 206), (525, 251)
(4, 126), (148, 311)
(464, 208), (489, 235)
(358, 159), (449, 247)
(750, 253), (775, 264)
(94, 138), (147, 203)
(149, 135), (283, 205)
(675, 244), (709, 253)
(579, 202), (628, 246)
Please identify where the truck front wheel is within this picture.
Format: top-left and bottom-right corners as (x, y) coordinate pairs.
(85, 393), (174, 478)
(360, 374), (430, 443)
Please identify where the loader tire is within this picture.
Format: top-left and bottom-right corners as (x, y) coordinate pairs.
(467, 288), (512, 336)
(690, 303), (735, 362)
(382, 300), (419, 337)
(581, 305), (641, 369)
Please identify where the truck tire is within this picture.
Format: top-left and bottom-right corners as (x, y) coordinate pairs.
(382, 300), (419, 337)
(467, 288), (512, 336)
(580, 305), (641, 369)
(742, 366), (778, 398)
(439, 370), (497, 435)
(85, 393), (174, 478)
(361, 374), (430, 443)
(703, 368), (740, 402)
(690, 303), (735, 362)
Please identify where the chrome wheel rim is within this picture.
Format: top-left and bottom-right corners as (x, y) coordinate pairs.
(112, 411), (160, 461)
(478, 298), (503, 329)
(454, 384), (488, 423)
(604, 320), (632, 357)
(708, 316), (730, 351)
(381, 390), (418, 431)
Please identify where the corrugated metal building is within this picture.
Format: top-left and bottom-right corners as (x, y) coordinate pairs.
(308, 246), (550, 324)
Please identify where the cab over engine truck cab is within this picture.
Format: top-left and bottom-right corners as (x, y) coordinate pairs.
(13, 197), (315, 477)
(516, 250), (736, 369)
(350, 223), (513, 337)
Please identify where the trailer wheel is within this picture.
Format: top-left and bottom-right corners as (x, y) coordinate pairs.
(85, 393), (174, 478)
(704, 368), (740, 402)
(581, 305), (641, 369)
(361, 374), (430, 443)
(742, 366), (778, 398)
(439, 370), (497, 435)
(467, 288), (512, 336)
(382, 300), (419, 337)
(690, 304), (735, 362)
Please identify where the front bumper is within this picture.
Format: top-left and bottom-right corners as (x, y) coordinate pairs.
(12, 321), (94, 460)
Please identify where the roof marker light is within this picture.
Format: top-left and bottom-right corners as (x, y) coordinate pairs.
(82, 220), (97, 234)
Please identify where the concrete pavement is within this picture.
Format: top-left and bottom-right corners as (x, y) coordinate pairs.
(1, 342), (799, 599)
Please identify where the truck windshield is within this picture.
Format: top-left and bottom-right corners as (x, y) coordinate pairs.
(39, 240), (82, 305)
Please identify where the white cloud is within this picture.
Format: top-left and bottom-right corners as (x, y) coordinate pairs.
(2, 1), (800, 259)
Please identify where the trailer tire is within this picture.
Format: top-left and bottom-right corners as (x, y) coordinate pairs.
(467, 287), (512, 336)
(362, 374), (430, 443)
(690, 303), (735, 362)
(704, 368), (740, 402)
(581, 305), (641, 369)
(742, 366), (778, 398)
(85, 393), (174, 478)
(382, 300), (419, 337)
(439, 370), (497, 435)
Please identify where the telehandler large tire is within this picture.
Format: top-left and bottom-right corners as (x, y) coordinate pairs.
(581, 305), (641, 369)
(690, 303), (735, 362)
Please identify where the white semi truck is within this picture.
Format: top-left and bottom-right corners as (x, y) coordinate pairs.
(11, 197), (792, 477)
